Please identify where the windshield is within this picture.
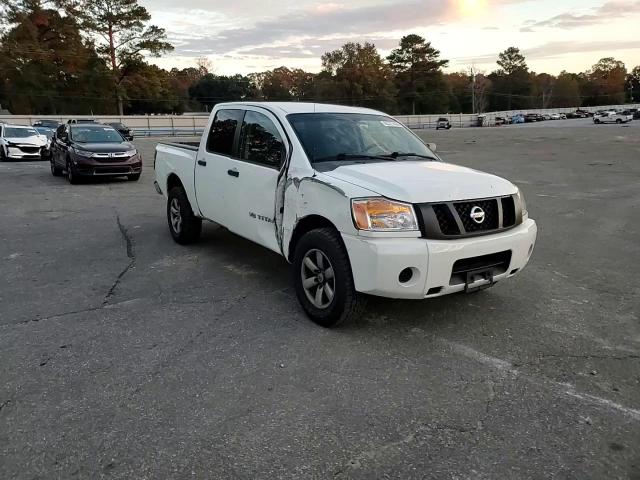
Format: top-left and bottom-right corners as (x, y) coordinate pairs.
(70, 126), (123, 143)
(35, 127), (54, 139)
(4, 127), (38, 138)
(287, 113), (437, 163)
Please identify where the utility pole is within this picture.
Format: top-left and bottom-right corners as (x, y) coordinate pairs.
(470, 66), (476, 114)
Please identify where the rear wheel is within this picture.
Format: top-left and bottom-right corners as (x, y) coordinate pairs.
(292, 228), (364, 327)
(616, 119), (622, 124)
(167, 186), (201, 244)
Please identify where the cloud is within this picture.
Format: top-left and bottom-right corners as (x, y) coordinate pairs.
(453, 39), (640, 65)
(521, 0), (640, 31)
(166, 0), (459, 56)
(236, 37), (402, 59)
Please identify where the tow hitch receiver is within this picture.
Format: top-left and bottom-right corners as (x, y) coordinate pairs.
(464, 268), (495, 293)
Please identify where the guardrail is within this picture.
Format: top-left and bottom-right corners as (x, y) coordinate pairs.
(1, 103), (638, 135)
(0, 115), (210, 137)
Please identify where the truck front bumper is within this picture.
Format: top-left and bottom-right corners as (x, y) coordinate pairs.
(342, 219), (537, 299)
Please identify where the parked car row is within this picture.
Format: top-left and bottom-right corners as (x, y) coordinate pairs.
(495, 112), (567, 125)
(0, 119), (134, 162)
(494, 108), (638, 126)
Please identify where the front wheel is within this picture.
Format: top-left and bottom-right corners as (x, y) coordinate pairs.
(594, 119), (600, 124)
(292, 228), (364, 327)
(128, 173), (141, 181)
(167, 186), (202, 244)
(66, 159), (80, 184)
(50, 160), (63, 176)
(616, 119), (622, 124)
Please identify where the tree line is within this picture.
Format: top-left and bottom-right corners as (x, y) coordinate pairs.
(1, 0), (638, 116)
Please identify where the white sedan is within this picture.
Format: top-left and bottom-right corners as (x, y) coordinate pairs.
(0, 124), (49, 160)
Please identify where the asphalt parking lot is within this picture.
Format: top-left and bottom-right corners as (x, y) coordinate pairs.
(1, 120), (639, 479)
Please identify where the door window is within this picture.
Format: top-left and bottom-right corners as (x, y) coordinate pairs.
(239, 111), (285, 168)
(206, 109), (244, 155)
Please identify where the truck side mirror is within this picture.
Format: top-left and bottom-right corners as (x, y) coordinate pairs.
(427, 142), (437, 152)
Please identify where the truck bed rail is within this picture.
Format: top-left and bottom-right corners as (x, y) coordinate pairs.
(158, 141), (199, 151)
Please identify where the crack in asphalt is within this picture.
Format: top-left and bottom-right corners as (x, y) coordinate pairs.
(335, 421), (478, 475)
(10, 306), (106, 327)
(103, 214), (136, 306)
(0, 399), (11, 413)
(515, 353), (640, 367)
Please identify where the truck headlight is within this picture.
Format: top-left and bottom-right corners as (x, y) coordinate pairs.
(352, 198), (419, 231)
(516, 187), (528, 218)
(124, 149), (137, 157)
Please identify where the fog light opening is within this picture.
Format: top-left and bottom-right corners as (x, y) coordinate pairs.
(399, 268), (414, 284)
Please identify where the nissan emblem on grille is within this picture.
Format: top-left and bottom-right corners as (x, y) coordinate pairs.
(470, 206), (486, 224)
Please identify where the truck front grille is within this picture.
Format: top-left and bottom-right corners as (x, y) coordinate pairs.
(454, 199), (499, 232)
(433, 204), (460, 235)
(414, 195), (521, 239)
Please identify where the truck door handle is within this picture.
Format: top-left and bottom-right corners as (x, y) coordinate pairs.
(227, 169), (239, 177)
(197, 160), (207, 167)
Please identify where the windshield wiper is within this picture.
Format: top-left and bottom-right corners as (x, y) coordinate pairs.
(313, 153), (396, 163)
(386, 152), (437, 161)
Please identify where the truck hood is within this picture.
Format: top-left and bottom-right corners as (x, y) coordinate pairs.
(319, 161), (517, 203)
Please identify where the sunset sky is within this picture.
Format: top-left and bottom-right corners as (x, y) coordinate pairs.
(142, 0), (640, 75)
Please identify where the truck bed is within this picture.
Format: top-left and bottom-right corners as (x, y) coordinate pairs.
(154, 142), (199, 208)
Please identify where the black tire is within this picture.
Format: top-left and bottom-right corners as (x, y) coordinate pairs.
(0, 148), (6, 162)
(128, 173), (141, 181)
(616, 119), (622, 124)
(167, 186), (202, 245)
(66, 159), (80, 184)
(594, 119), (600, 124)
(292, 227), (364, 327)
(50, 160), (63, 176)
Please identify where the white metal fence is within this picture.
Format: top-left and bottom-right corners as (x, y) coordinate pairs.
(1, 103), (638, 135)
(0, 115), (209, 136)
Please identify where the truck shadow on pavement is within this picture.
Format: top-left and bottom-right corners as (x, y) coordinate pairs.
(192, 223), (501, 333)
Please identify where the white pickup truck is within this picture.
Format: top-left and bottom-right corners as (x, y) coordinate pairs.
(154, 103), (537, 327)
(593, 111), (633, 124)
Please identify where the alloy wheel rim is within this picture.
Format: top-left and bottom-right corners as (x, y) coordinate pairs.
(170, 197), (182, 234)
(301, 249), (335, 309)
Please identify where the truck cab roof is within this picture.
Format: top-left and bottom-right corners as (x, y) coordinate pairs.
(213, 102), (384, 116)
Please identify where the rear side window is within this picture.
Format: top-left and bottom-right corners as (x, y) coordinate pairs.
(206, 109), (243, 155)
(238, 111), (285, 168)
